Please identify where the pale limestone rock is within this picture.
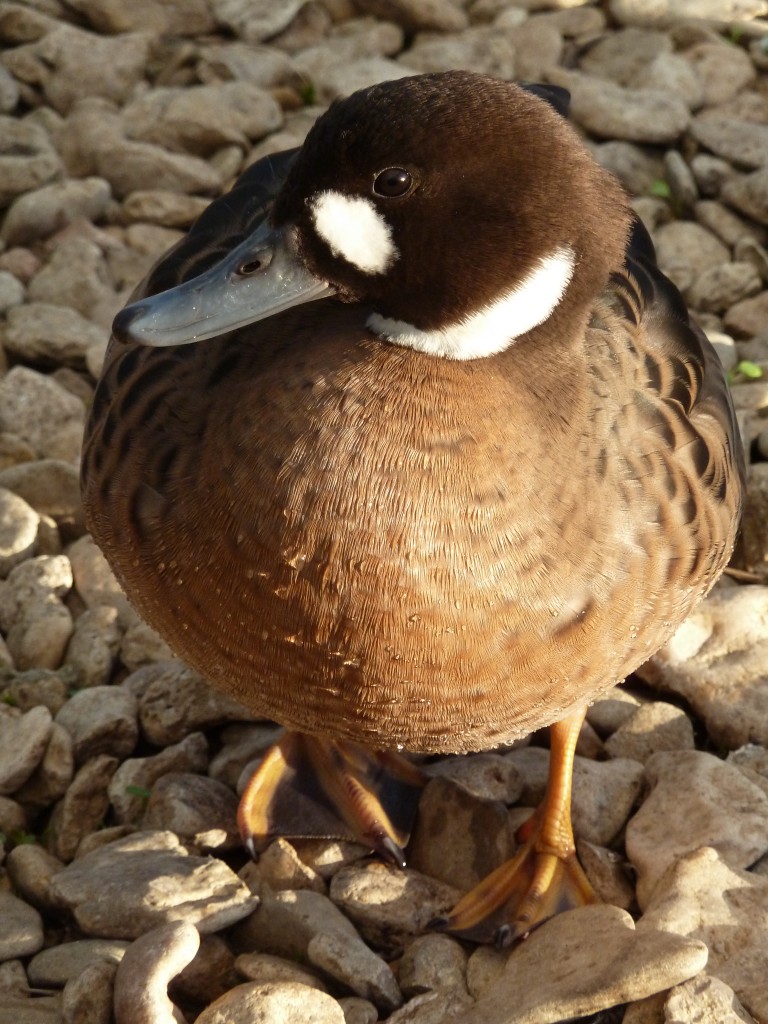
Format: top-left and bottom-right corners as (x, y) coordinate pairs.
(28, 939), (128, 986)
(424, 752), (524, 803)
(0, 367), (85, 463)
(108, 732), (208, 825)
(683, 42), (756, 109)
(397, 27), (515, 78)
(113, 922), (199, 1024)
(61, 959), (115, 1024)
(0, 892), (44, 961)
(626, 750), (768, 907)
(353, 0), (467, 33)
(195, 981), (345, 1024)
(308, 929), (402, 1012)
(55, 686), (138, 764)
(0, 118), (62, 207)
(0, 489), (38, 578)
(64, 605), (122, 688)
(257, 838), (326, 893)
(652, 221), (729, 295)
(27, 236), (114, 319)
(235, 951), (328, 991)
(664, 973), (754, 1023)
(640, 847), (768, 1023)
(398, 933), (468, 998)
(604, 701), (695, 763)
(0, 178), (111, 246)
(141, 772), (239, 850)
(171, 934), (239, 1008)
(13, 721), (74, 808)
(49, 831), (256, 938)
(2, 303), (104, 367)
(636, 586), (768, 748)
(5, 844), (67, 915)
(0, 705), (52, 795)
(48, 754), (119, 862)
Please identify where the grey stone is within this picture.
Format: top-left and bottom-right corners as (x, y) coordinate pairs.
(691, 118), (768, 172)
(722, 167), (768, 227)
(141, 772), (239, 850)
(61, 960), (115, 1024)
(55, 686), (138, 764)
(307, 929), (402, 1012)
(609, 0), (767, 27)
(48, 754), (119, 862)
(235, 951), (328, 991)
(353, 0), (467, 33)
(0, 489), (39, 578)
(113, 922), (199, 1024)
(28, 939), (128, 987)
(109, 732), (208, 825)
(683, 42), (756, 108)
(1, 178), (111, 246)
(121, 190), (210, 229)
(64, 605), (122, 688)
(0, 893), (44, 962)
(195, 982), (346, 1024)
(0, 705), (52, 795)
(397, 28), (515, 79)
(209, 0), (309, 42)
(604, 701), (694, 763)
(0, 118), (62, 207)
(626, 750), (768, 908)
(2, 303), (105, 367)
(688, 261), (763, 314)
(50, 830), (257, 938)
(122, 83), (283, 157)
(13, 720), (74, 809)
(64, 0), (215, 34)
(0, 367), (85, 463)
(653, 220), (729, 295)
(0, 272), (24, 314)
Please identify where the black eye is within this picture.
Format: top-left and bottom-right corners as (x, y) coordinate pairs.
(373, 167), (412, 198)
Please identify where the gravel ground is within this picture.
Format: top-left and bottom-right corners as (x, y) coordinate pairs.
(1, 1), (768, 1022)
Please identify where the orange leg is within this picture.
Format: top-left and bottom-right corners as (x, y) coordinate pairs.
(238, 731), (426, 866)
(435, 705), (597, 946)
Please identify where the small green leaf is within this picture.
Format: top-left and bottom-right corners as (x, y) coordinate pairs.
(1, 693), (17, 706)
(299, 81), (316, 106)
(649, 179), (671, 199)
(125, 784), (152, 799)
(736, 359), (763, 379)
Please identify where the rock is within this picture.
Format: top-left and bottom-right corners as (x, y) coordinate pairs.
(59, 99), (221, 200)
(257, 838), (326, 893)
(0, 117), (62, 206)
(652, 220), (729, 294)
(121, 190), (210, 228)
(28, 939), (128, 986)
(0, 271), (24, 313)
(609, 0), (768, 27)
(3, 555), (74, 671)
(329, 863), (462, 957)
(1, 178), (111, 246)
(682, 42), (755, 108)
(234, 888), (365, 961)
(604, 701), (694, 763)
(13, 720), (74, 808)
(398, 933), (468, 998)
(135, 661), (252, 746)
(47, 754), (119, 861)
(64, 605), (122, 688)
(297, 55), (413, 103)
(64, 0), (216, 35)
(49, 830), (257, 938)
(691, 118), (768, 173)
(28, 235), (114, 319)
(209, 0), (309, 42)
(640, 847), (768, 1023)
(354, 0), (467, 33)
(577, 840), (635, 910)
(54, 686), (138, 764)
(664, 973), (755, 1024)
(0, 892), (44, 961)
(408, 775), (515, 891)
(625, 750), (768, 908)
(724, 290), (768, 337)
(61, 959), (116, 1024)
(0, 705), (52, 795)
(633, 53), (703, 111)
(235, 951), (328, 992)
(2, 303), (105, 367)
(636, 586), (768, 748)
(426, 752), (523, 803)
(337, 997), (378, 1024)
(109, 732), (208, 825)
(4, 26), (150, 114)
(141, 772), (239, 850)
(122, 83), (283, 157)
(547, 69), (690, 144)
(170, 933), (239, 1007)
(591, 140), (665, 196)
(0, 367), (85, 463)
(586, 690), (643, 736)
(195, 981), (345, 1024)
(461, 905), (706, 1024)
(307, 929), (402, 1012)
(0, 489), (38, 578)
(398, 27), (515, 79)
(0, 461), (83, 529)
(208, 722), (283, 790)
(742, 465), (768, 573)
(113, 922), (199, 1024)
(663, 149), (698, 211)
(580, 27), (672, 85)
(4, 843), (67, 915)
(0, 64), (19, 113)
(722, 167), (768, 228)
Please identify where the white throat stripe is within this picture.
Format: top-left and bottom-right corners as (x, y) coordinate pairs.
(310, 190), (398, 275)
(368, 247), (576, 360)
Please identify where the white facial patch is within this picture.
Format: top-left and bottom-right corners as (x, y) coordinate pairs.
(368, 248), (576, 360)
(310, 190), (398, 275)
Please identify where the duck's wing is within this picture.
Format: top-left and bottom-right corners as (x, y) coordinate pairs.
(142, 147), (300, 297)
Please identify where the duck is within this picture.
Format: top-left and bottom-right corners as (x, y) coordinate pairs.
(81, 70), (745, 946)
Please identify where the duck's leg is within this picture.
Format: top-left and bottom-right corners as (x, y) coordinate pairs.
(435, 705), (597, 946)
(237, 731), (426, 866)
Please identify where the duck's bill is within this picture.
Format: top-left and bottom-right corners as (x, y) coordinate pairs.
(112, 223), (336, 347)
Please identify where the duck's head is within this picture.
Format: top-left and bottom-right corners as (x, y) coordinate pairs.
(114, 71), (632, 360)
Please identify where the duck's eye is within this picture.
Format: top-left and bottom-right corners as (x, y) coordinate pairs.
(373, 167), (412, 198)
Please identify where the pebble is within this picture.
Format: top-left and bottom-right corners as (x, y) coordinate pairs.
(398, 933), (468, 998)
(626, 750), (768, 907)
(2, 303), (105, 367)
(0, 892), (44, 962)
(235, 951), (328, 992)
(13, 720), (74, 809)
(257, 837), (326, 893)
(54, 686), (138, 764)
(640, 847), (768, 1022)
(637, 585), (768, 748)
(27, 939), (128, 986)
(141, 772), (240, 850)
(5, 843), (68, 915)
(604, 701), (695, 763)
(64, 604), (122, 688)
(0, 118), (62, 206)
(61, 959), (115, 1024)
(0, 705), (52, 795)
(109, 732), (209, 824)
(664, 973), (755, 1023)
(113, 921), (199, 1024)
(308, 929), (402, 1012)
(195, 981), (346, 1024)
(47, 753), (119, 861)
(50, 830), (257, 938)
(0, 489), (39, 578)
